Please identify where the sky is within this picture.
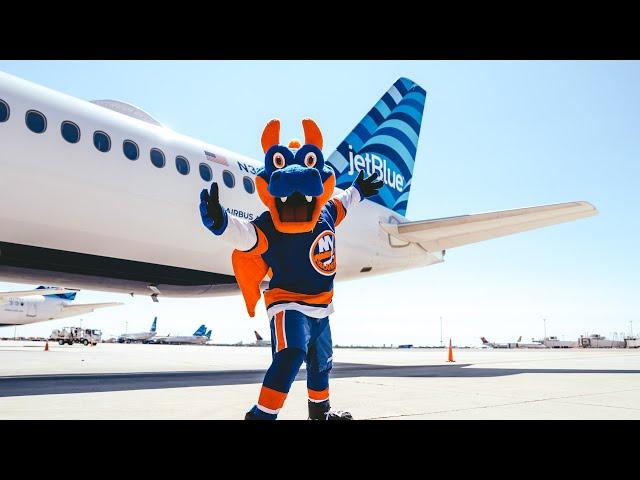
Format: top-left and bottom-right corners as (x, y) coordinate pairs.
(0, 60), (638, 347)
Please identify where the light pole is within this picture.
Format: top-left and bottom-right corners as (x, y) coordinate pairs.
(543, 318), (547, 340)
(440, 316), (443, 348)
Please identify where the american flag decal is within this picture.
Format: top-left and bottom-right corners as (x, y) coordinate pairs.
(204, 150), (228, 166)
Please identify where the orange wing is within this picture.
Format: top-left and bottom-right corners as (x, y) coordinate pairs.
(231, 227), (269, 317)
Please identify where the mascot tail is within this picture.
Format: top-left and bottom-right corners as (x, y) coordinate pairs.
(326, 77), (426, 217)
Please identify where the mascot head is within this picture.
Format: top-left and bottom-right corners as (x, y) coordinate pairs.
(256, 118), (335, 233)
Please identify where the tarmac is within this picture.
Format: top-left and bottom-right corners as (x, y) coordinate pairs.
(1, 341), (639, 419)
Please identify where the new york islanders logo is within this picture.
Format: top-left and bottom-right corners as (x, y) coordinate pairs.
(309, 230), (336, 276)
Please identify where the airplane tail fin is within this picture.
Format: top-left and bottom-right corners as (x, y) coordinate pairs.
(151, 317), (157, 332)
(326, 77), (427, 216)
(205, 330), (212, 340)
(193, 324), (207, 336)
(37, 285), (77, 301)
(254, 331), (263, 341)
(517, 335), (522, 343)
(481, 337), (489, 344)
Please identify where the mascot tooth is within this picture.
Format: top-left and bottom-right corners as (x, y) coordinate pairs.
(199, 118), (383, 420)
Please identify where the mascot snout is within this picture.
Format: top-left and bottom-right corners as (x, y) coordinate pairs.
(268, 165), (324, 198)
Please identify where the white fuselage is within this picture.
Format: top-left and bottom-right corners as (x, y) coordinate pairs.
(118, 331), (157, 342)
(0, 71), (440, 299)
(1, 295), (71, 326)
(155, 335), (209, 345)
(516, 342), (547, 349)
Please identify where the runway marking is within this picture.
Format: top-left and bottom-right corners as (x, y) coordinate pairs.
(552, 401), (640, 412)
(368, 386), (640, 419)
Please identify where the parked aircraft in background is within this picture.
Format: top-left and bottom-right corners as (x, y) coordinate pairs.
(481, 336), (521, 349)
(117, 317), (157, 343)
(151, 324), (211, 345)
(253, 331), (271, 346)
(481, 336), (546, 349)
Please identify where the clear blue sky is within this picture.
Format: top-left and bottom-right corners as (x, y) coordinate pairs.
(1, 61), (638, 346)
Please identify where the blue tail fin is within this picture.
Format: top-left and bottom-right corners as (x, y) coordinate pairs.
(193, 324), (207, 336)
(327, 77), (426, 216)
(37, 285), (77, 301)
(205, 330), (212, 340)
(150, 317), (157, 332)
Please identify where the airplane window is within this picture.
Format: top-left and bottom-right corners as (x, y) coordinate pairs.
(199, 163), (212, 182)
(123, 140), (139, 160)
(93, 131), (111, 152)
(242, 176), (255, 194)
(61, 121), (80, 144)
(26, 110), (47, 133)
(175, 156), (190, 176)
(150, 148), (165, 168)
(0, 99), (9, 122)
(222, 170), (235, 188)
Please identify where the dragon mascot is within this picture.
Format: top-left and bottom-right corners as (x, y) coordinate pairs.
(199, 118), (382, 420)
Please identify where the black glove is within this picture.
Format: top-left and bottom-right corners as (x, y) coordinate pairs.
(199, 183), (225, 231)
(352, 169), (383, 198)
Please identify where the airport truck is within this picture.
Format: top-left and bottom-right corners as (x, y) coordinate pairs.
(578, 334), (626, 348)
(50, 327), (102, 346)
(625, 337), (640, 348)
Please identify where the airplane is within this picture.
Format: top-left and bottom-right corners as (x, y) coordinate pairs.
(515, 338), (547, 349)
(480, 336), (520, 348)
(480, 336), (547, 349)
(0, 71), (597, 304)
(0, 285), (122, 326)
(151, 324), (211, 345)
(253, 330), (271, 346)
(117, 316), (157, 343)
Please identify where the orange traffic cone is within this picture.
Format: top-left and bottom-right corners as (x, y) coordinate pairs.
(44, 341), (49, 352)
(447, 338), (455, 362)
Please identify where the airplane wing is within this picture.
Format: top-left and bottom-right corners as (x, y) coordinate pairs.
(61, 302), (124, 315)
(0, 287), (79, 301)
(380, 201), (597, 251)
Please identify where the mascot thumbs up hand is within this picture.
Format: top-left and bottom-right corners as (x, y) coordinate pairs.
(199, 183), (225, 233)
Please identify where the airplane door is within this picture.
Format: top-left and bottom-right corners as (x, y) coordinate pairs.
(26, 302), (37, 317)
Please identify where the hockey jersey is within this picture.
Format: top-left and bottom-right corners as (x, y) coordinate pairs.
(216, 186), (361, 318)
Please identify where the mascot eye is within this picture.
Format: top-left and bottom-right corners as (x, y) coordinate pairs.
(304, 152), (317, 168)
(273, 152), (286, 169)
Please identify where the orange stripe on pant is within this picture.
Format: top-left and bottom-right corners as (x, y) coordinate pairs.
(308, 387), (330, 403)
(275, 311), (286, 352)
(258, 385), (288, 413)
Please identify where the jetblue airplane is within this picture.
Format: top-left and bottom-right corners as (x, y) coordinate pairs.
(117, 316), (157, 343)
(0, 71), (597, 303)
(152, 324), (211, 345)
(0, 285), (122, 326)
